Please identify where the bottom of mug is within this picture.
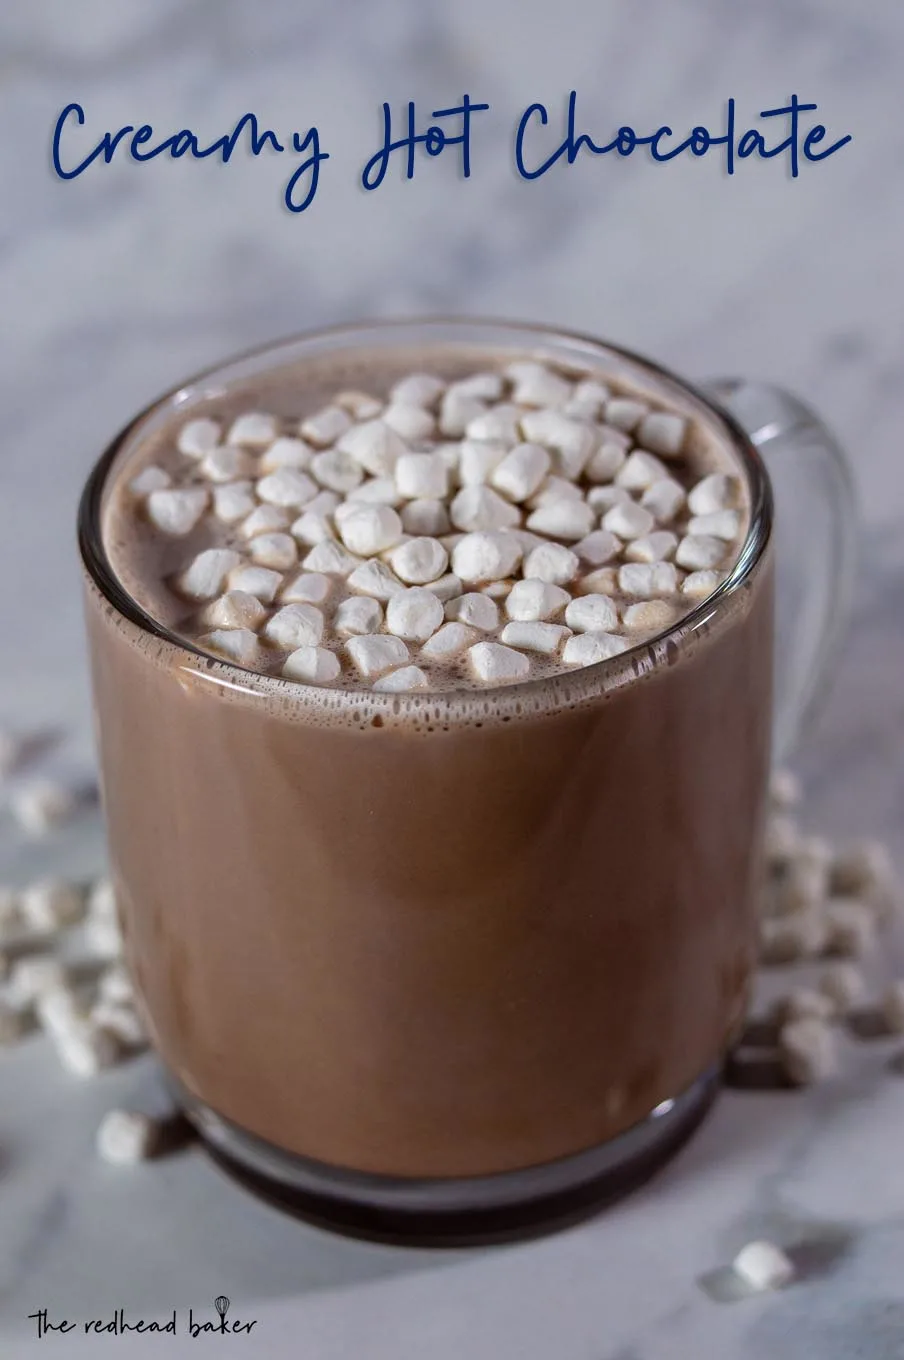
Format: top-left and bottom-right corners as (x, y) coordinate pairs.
(171, 1064), (722, 1246)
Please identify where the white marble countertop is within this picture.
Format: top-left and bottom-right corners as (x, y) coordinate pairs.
(2, 1), (903, 1355)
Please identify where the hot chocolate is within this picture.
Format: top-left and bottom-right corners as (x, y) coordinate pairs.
(81, 324), (772, 1201)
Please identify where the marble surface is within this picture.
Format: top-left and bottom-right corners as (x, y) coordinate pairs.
(2, 1), (903, 1355)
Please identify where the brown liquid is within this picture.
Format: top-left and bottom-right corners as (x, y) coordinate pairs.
(84, 340), (773, 1178)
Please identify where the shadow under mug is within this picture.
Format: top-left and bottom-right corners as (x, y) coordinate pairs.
(78, 319), (855, 1244)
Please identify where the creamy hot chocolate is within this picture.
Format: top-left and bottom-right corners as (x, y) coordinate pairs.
(83, 331), (772, 1189)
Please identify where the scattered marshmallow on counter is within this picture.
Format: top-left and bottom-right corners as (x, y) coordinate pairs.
(732, 1241), (795, 1292)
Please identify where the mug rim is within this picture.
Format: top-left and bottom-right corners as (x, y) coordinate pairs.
(78, 316), (773, 713)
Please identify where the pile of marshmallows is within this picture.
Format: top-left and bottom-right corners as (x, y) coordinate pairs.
(135, 361), (743, 689)
(750, 771), (904, 1086)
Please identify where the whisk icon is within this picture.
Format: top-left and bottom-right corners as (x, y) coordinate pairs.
(215, 1296), (230, 1332)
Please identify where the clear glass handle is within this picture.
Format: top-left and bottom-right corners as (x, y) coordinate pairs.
(705, 378), (857, 763)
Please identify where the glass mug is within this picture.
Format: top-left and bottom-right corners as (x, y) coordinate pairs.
(78, 320), (854, 1242)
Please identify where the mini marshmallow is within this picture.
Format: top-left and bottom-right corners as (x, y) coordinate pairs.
(505, 544), (575, 600)
(88, 878), (117, 921)
(390, 373), (446, 408)
(682, 569), (724, 599)
(511, 529), (547, 555)
(688, 473), (738, 515)
(334, 595), (383, 635)
(338, 504), (404, 557)
(98, 965), (133, 1005)
(421, 622), (479, 659)
(439, 389), (487, 437)
(424, 572), (464, 602)
(817, 962), (864, 1013)
(624, 532), (678, 564)
(389, 537), (449, 584)
(587, 485), (631, 513)
(565, 595), (619, 633)
(759, 912), (826, 964)
(311, 450), (365, 494)
(35, 988), (88, 1039)
(641, 477), (686, 522)
(770, 989), (835, 1025)
(260, 436), (314, 471)
(383, 404), (436, 442)
(732, 1241), (795, 1292)
(491, 444), (551, 502)
(528, 476), (585, 509)
(881, 980), (904, 1033)
(765, 814), (801, 867)
(830, 841), (898, 904)
(91, 1000), (147, 1049)
(201, 629), (260, 665)
(348, 477), (403, 506)
(604, 398), (649, 432)
(347, 559), (405, 599)
(506, 579), (570, 622)
(250, 533), (298, 570)
(450, 485), (521, 532)
(619, 562), (679, 597)
(769, 768), (802, 808)
(824, 899), (876, 959)
(500, 621), (571, 655)
(453, 372), (504, 401)
(12, 780), (80, 835)
(574, 530), (621, 567)
(615, 450), (670, 491)
(445, 593), (499, 631)
(177, 417), (221, 458)
(177, 549), (242, 601)
(689, 510), (742, 541)
(562, 632), (630, 666)
(780, 1017), (837, 1086)
(241, 505), (290, 538)
(281, 572), (331, 605)
(226, 412), (278, 448)
(212, 481), (256, 523)
(675, 534), (726, 571)
(637, 411), (687, 457)
(386, 588), (445, 642)
(468, 641), (531, 683)
(130, 465), (171, 495)
(602, 501), (655, 541)
(622, 600), (676, 631)
(346, 633), (410, 678)
(458, 439), (509, 486)
(373, 665), (430, 692)
(306, 494), (342, 520)
(465, 403), (522, 443)
(395, 452), (448, 500)
(337, 420), (407, 476)
(335, 390), (383, 421)
(520, 409), (595, 479)
(147, 487), (208, 536)
(257, 467), (318, 508)
(481, 580), (513, 600)
(775, 853), (829, 915)
(566, 378), (611, 417)
(291, 511), (335, 546)
(282, 646), (341, 684)
(506, 361), (572, 408)
(20, 878), (84, 931)
(526, 499), (595, 541)
(401, 498), (451, 536)
(199, 445), (252, 483)
(452, 532), (522, 584)
(299, 406), (352, 447)
(302, 540), (360, 575)
(227, 566), (282, 603)
(585, 438), (628, 484)
(53, 1021), (122, 1078)
(96, 1109), (160, 1164)
(9, 956), (68, 1003)
(264, 604), (325, 650)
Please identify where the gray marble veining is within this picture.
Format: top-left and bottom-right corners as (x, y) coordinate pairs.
(1, 1), (902, 1356)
